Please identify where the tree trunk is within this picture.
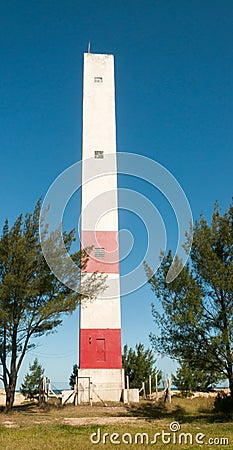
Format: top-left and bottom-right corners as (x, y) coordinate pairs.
(228, 372), (233, 400)
(5, 383), (16, 412)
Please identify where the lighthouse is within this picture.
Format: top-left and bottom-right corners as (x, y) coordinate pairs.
(78, 51), (124, 402)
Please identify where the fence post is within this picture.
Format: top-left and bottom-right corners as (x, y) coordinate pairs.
(164, 374), (171, 404)
(126, 375), (130, 404)
(149, 375), (152, 399)
(90, 380), (93, 407)
(142, 381), (146, 399)
(155, 373), (159, 401)
(42, 377), (47, 403)
(74, 376), (78, 406)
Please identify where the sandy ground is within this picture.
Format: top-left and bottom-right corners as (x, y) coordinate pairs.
(63, 416), (141, 426)
(0, 389), (26, 406)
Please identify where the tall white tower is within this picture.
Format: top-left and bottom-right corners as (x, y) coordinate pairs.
(78, 52), (124, 402)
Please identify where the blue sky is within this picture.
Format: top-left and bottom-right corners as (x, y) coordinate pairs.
(1, 0), (233, 388)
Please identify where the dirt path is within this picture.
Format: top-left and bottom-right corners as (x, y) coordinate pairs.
(63, 416), (143, 426)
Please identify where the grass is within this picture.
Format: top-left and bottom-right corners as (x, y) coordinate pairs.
(0, 398), (232, 449)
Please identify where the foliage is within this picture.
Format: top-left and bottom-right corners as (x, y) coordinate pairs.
(69, 364), (78, 389)
(145, 201), (233, 397)
(214, 392), (233, 418)
(20, 358), (44, 399)
(122, 343), (161, 391)
(172, 360), (219, 396)
(0, 200), (106, 410)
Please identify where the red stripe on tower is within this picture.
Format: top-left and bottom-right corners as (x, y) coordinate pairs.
(79, 329), (122, 368)
(81, 230), (119, 273)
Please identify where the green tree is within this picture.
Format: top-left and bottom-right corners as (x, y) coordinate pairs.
(172, 360), (220, 396)
(20, 358), (44, 400)
(122, 343), (161, 391)
(0, 200), (105, 411)
(145, 201), (232, 397)
(69, 364), (78, 389)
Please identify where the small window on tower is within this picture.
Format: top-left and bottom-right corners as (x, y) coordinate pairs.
(94, 151), (104, 159)
(95, 248), (105, 258)
(94, 76), (103, 83)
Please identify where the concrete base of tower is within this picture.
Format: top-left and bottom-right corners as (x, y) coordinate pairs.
(77, 368), (125, 403)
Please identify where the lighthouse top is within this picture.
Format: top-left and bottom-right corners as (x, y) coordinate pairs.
(82, 51), (117, 163)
